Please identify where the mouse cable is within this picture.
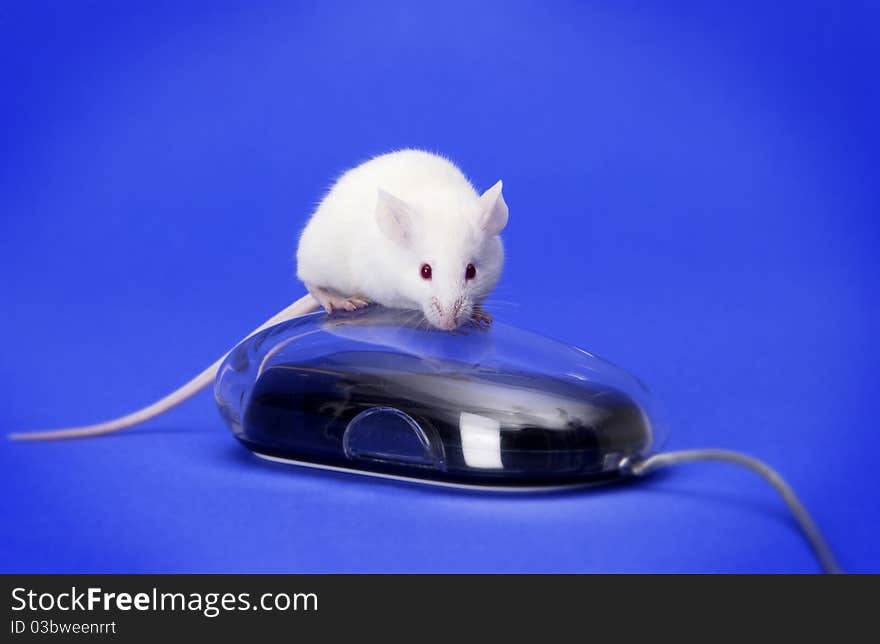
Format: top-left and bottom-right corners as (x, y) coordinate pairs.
(623, 449), (842, 574)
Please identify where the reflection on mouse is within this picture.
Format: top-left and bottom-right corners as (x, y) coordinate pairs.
(10, 149), (506, 441)
(217, 308), (658, 488)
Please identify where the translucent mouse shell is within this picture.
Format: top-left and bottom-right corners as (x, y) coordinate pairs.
(215, 308), (663, 488)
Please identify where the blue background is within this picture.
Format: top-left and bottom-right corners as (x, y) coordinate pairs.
(2, 1), (877, 573)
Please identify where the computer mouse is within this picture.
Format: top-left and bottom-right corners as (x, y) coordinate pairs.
(215, 307), (663, 490)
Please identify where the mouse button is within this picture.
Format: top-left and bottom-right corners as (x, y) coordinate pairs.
(343, 407), (442, 469)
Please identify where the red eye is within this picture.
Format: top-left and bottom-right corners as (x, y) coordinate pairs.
(421, 264), (432, 280)
(465, 263), (476, 280)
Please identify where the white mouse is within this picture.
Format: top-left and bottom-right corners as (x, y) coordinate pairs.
(11, 149), (508, 441)
(298, 149), (506, 328)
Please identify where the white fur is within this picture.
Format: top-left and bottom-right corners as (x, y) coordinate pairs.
(297, 149), (506, 329)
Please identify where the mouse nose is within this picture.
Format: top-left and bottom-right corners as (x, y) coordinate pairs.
(430, 297), (464, 330)
(446, 299), (466, 328)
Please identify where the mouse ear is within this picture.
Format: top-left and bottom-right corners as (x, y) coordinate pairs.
(478, 180), (508, 236)
(375, 188), (416, 247)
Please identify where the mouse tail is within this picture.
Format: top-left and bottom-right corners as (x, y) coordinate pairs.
(9, 294), (321, 441)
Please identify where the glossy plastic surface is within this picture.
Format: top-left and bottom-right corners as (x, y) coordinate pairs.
(215, 308), (663, 487)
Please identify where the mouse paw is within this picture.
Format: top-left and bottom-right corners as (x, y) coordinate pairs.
(309, 286), (370, 314)
(340, 297), (371, 311)
(471, 308), (493, 326)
